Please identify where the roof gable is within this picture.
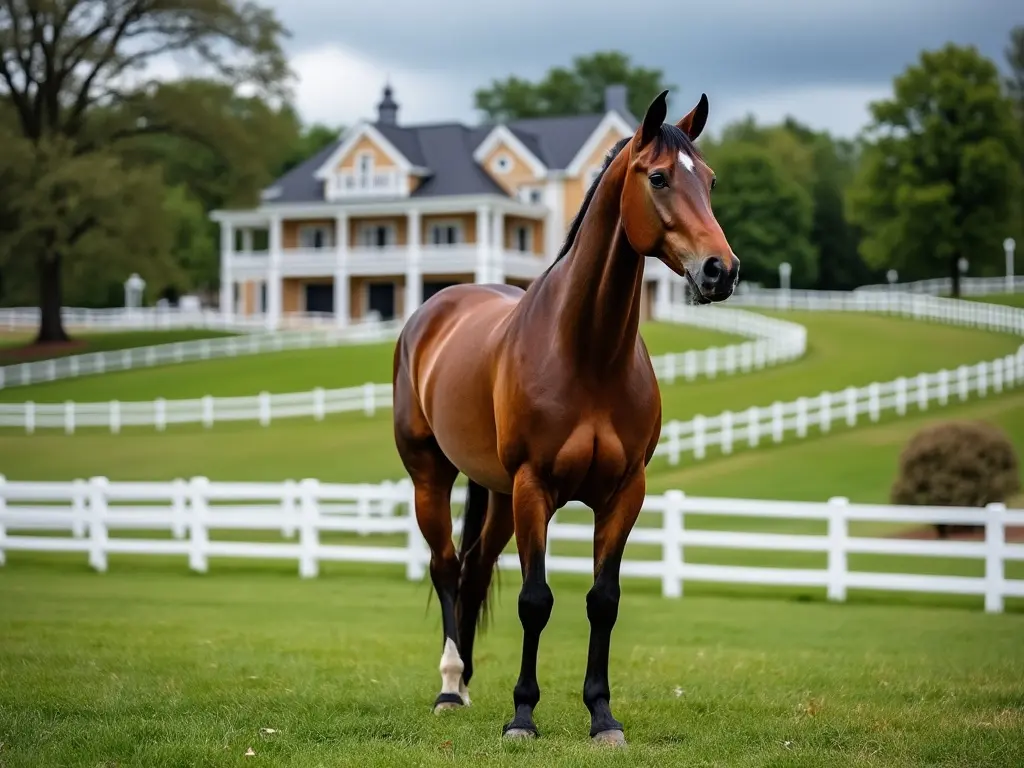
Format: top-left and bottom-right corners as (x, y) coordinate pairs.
(472, 124), (547, 178)
(563, 110), (637, 176)
(312, 122), (419, 180)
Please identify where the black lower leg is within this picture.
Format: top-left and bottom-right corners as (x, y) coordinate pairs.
(583, 558), (624, 738)
(503, 554), (553, 736)
(430, 554), (464, 709)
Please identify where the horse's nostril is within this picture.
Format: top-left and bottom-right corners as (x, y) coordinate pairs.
(702, 257), (724, 281)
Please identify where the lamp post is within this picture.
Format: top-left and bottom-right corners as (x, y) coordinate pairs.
(886, 269), (898, 291)
(779, 261), (791, 292)
(124, 273), (145, 314)
(1005, 237), (1016, 294)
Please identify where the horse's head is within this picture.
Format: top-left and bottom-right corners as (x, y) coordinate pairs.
(620, 90), (739, 303)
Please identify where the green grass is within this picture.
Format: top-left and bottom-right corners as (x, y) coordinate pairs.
(0, 321), (743, 402)
(1, 561), (1022, 767)
(0, 328), (236, 363)
(965, 291), (1024, 308)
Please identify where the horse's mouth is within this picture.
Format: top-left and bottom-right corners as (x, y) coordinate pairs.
(684, 270), (713, 305)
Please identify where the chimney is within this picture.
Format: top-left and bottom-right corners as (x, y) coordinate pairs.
(377, 83), (398, 125)
(604, 84), (629, 115)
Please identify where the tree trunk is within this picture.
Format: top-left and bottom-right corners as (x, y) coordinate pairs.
(949, 254), (961, 298)
(35, 253), (69, 344)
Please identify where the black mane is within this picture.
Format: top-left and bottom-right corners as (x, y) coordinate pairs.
(554, 123), (701, 263)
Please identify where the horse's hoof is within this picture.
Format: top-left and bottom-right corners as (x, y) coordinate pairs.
(502, 728), (537, 740)
(592, 729), (627, 747)
(433, 692), (465, 713)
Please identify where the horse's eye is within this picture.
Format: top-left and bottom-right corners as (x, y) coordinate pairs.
(649, 172), (668, 189)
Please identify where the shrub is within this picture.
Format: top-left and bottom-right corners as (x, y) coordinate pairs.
(890, 420), (1021, 538)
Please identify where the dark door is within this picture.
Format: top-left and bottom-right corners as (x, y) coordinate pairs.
(368, 282), (395, 320)
(422, 280), (458, 302)
(305, 283), (334, 314)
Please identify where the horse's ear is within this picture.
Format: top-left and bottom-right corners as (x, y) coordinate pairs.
(677, 93), (709, 140)
(637, 89), (669, 147)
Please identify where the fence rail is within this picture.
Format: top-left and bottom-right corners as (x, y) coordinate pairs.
(0, 306), (808, 432)
(854, 275), (1023, 296)
(2, 477), (1021, 612)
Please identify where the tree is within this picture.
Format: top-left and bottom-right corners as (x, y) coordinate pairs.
(700, 140), (817, 287)
(474, 51), (673, 120)
(847, 43), (1022, 296)
(0, 0), (290, 343)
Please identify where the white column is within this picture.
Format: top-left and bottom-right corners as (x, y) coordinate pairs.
(241, 228), (253, 255)
(491, 209), (505, 285)
(475, 205), (491, 283)
(267, 214), (282, 331)
(334, 212), (349, 327)
(543, 178), (563, 264)
(405, 209), (422, 320)
(219, 221), (234, 319)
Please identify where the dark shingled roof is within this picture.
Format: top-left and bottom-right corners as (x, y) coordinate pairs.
(260, 103), (639, 205)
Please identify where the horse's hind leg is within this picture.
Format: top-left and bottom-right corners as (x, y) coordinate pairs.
(456, 488), (514, 701)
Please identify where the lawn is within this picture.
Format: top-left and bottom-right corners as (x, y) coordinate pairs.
(966, 291), (1024, 308)
(0, 560), (1021, 767)
(0, 328), (236, 364)
(0, 321), (743, 402)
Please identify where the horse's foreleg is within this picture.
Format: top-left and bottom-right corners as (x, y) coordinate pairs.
(584, 469), (646, 746)
(503, 469), (555, 739)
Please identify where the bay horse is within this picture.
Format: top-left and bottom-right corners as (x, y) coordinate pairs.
(392, 90), (738, 745)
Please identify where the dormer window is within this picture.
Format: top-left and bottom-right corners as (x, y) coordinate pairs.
(492, 153), (513, 174)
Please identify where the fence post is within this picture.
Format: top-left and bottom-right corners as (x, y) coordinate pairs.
(977, 362), (988, 398)
(87, 476), (109, 573)
(984, 502), (1006, 614)
(404, 479), (427, 580)
(25, 401), (34, 435)
(993, 358), (1004, 394)
(895, 377), (907, 416)
(259, 392), (271, 427)
(363, 382), (376, 416)
(155, 398), (166, 432)
(313, 387), (325, 421)
(796, 397), (808, 438)
(938, 369), (949, 405)
(819, 392), (831, 433)
(661, 490), (685, 598)
(667, 420), (681, 465)
(693, 415), (706, 460)
(664, 354), (676, 384)
(71, 478), (87, 538)
(957, 365), (969, 401)
(916, 373), (929, 411)
(747, 406), (759, 447)
(721, 411), (734, 455)
(202, 396), (214, 429)
(0, 475), (6, 566)
(771, 401), (783, 443)
(188, 476), (209, 574)
(826, 497), (848, 602)
(844, 387), (856, 427)
(298, 479), (320, 578)
(64, 400), (75, 435)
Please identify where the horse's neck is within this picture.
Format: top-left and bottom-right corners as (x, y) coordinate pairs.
(550, 154), (645, 374)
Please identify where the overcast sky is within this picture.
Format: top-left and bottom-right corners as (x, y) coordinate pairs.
(260, 0), (1019, 138)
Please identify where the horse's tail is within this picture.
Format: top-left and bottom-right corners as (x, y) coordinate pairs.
(458, 478), (500, 631)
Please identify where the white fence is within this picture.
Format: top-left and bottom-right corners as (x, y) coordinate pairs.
(0, 306), (808, 433)
(0, 306), (353, 332)
(855, 275), (1023, 296)
(0, 319), (403, 391)
(2, 477), (1021, 613)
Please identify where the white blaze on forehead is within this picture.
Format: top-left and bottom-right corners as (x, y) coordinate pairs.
(678, 151), (695, 173)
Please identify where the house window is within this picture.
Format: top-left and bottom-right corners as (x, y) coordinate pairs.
(514, 225), (532, 253)
(492, 153), (513, 174)
(429, 221), (463, 245)
(358, 222), (396, 248)
(259, 283), (268, 312)
(356, 152), (374, 188)
(517, 185), (544, 205)
(298, 224), (332, 249)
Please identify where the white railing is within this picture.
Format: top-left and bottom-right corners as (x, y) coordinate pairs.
(855, 275), (1023, 296)
(0, 319), (403, 391)
(0, 306), (266, 332)
(325, 168), (404, 199)
(2, 477), (1021, 613)
(0, 307), (807, 433)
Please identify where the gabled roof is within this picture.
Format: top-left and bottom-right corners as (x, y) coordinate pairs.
(260, 101), (639, 205)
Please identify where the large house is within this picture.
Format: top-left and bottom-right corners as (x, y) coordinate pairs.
(210, 83), (686, 328)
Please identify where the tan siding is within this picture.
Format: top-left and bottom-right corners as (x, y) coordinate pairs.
(241, 281), (256, 315)
(562, 126), (630, 229)
(480, 140), (537, 196)
(503, 217), (546, 257)
(282, 279), (301, 314)
(336, 134), (397, 170)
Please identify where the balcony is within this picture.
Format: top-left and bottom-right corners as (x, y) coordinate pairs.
(324, 169), (405, 200)
(229, 245), (547, 280)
